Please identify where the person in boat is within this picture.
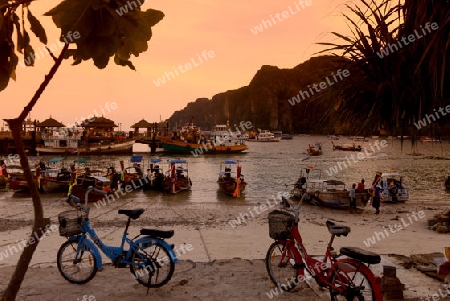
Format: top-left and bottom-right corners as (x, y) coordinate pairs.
(388, 181), (398, 203)
(349, 183), (357, 212)
(176, 166), (185, 178)
(133, 163), (143, 176)
(224, 167), (232, 180)
(356, 179), (365, 192)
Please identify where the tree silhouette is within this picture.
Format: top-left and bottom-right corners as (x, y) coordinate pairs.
(1, 0), (164, 299)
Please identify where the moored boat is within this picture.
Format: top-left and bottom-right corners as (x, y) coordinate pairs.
(36, 128), (135, 155)
(307, 143), (322, 156)
(217, 160), (246, 197)
(160, 122), (248, 154)
(68, 174), (112, 202)
(248, 129), (281, 142)
(142, 158), (165, 190)
(300, 179), (371, 209)
(331, 141), (362, 151)
(162, 159), (192, 194)
(290, 166), (370, 209)
(420, 136), (441, 143)
(119, 155), (145, 189)
(378, 172), (409, 202)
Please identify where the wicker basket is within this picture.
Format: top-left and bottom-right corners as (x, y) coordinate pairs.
(268, 210), (295, 240)
(58, 210), (86, 237)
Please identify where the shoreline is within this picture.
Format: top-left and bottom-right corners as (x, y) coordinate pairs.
(0, 198), (450, 299)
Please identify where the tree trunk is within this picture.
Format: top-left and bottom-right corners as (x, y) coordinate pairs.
(2, 43), (68, 301)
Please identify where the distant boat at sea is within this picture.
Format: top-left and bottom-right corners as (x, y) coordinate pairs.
(248, 129), (281, 142)
(273, 131), (293, 140)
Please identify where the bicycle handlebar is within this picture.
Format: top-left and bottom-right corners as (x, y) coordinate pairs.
(281, 196), (303, 219)
(67, 186), (105, 213)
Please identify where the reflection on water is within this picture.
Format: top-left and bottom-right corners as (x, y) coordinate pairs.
(37, 137), (450, 205)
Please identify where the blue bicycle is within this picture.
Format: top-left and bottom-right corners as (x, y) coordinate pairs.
(57, 187), (177, 288)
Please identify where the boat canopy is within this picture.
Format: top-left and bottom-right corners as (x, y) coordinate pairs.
(150, 158), (161, 163)
(223, 160), (237, 164)
(48, 157), (65, 163)
(168, 159), (187, 164)
(130, 155), (143, 163)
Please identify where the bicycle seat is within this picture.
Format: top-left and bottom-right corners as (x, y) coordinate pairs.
(340, 246), (381, 264)
(118, 209), (145, 220)
(140, 228), (174, 239)
(326, 220), (351, 236)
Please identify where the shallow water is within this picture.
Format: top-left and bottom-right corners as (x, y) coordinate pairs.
(28, 136), (450, 205)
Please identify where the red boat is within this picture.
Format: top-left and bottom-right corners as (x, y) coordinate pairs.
(162, 159), (191, 194)
(307, 143), (322, 156)
(217, 160), (246, 197)
(68, 174), (112, 202)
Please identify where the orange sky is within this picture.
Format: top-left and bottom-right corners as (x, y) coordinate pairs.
(1, 0), (351, 131)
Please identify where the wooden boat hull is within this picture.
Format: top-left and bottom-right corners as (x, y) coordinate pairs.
(42, 178), (70, 192)
(217, 179), (247, 196)
(142, 174), (165, 190)
(247, 137), (282, 142)
(162, 177), (191, 194)
(160, 138), (248, 154)
(331, 141), (362, 151)
(78, 140), (135, 155)
(70, 185), (110, 202)
(294, 189), (370, 208)
(37, 140), (135, 155)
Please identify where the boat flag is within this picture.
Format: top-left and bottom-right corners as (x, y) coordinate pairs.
(233, 165), (242, 198)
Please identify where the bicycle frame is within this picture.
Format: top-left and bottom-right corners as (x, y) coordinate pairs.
(72, 219), (179, 270)
(277, 224), (363, 294)
(67, 190), (178, 271)
(273, 197), (382, 299)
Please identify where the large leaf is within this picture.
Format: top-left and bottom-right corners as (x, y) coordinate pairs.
(45, 0), (164, 70)
(27, 9), (48, 44)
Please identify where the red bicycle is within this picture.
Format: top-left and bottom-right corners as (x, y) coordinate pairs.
(265, 197), (383, 300)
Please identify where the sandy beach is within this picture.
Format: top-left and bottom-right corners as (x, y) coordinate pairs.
(1, 192), (450, 300)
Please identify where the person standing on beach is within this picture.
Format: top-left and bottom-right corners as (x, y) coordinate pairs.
(349, 183), (357, 213)
(372, 185), (381, 214)
(370, 172), (382, 214)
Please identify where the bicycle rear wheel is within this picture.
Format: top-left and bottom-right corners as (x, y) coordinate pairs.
(130, 241), (175, 288)
(265, 241), (299, 292)
(329, 260), (378, 301)
(57, 238), (98, 284)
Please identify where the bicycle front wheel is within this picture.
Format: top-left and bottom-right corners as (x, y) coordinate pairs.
(57, 238), (98, 284)
(130, 241), (175, 288)
(265, 241), (298, 292)
(329, 260), (378, 301)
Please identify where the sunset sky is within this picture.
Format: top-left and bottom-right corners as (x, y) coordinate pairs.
(1, 0), (351, 131)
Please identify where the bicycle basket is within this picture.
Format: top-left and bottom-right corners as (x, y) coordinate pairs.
(268, 210), (295, 240)
(58, 209), (86, 237)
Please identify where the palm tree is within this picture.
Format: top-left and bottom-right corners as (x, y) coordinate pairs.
(316, 0), (449, 139)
